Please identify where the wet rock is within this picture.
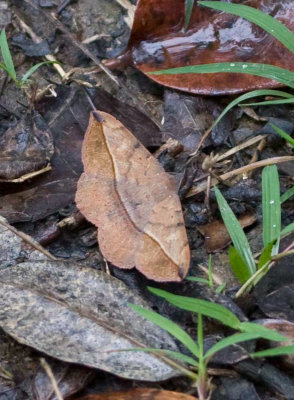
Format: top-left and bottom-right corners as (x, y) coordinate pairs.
(211, 377), (260, 400)
(12, 34), (50, 57)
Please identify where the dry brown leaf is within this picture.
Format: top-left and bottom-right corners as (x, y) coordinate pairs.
(197, 213), (256, 252)
(75, 111), (190, 281)
(75, 388), (198, 400)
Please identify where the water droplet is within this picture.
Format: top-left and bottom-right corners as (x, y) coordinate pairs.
(270, 200), (275, 204)
(230, 63), (235, 67)
(242, 64), (248, 69)
(273, 224), (277, 228)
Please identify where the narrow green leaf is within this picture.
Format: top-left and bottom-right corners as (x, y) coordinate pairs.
(208, 254), (213, 289)
(128, 303), (199, 358)
(0, 61), (9, 73)
(112, 347), (199, 367)
(258, 241), (275, 269)
(149, 62), (294, 90)
(270, 123), (294, 148)
(148, 287), (241, 330)
(204, 332), (262, 360)
(210, 90), (293, 130)
(262, 165), (281, 254)
(241, 97), (294, 107)
(281, 186), (294, 203)
(198, 1), (294, 55)
(0, 29), (16, 81)
(252, 345), (294, 358)
(229, 246), (251, 284)
(21, 61), (59, 86)
(184, 0), (194, 31)
(215, 187), (256, 276)
(215, 282), (226, 294)
(281, 222), (294, 237)
(186, 277), (210, 285)
(240, 322), (288, 342)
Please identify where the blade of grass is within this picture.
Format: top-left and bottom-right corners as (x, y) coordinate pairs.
(198, 1), (294, 54)
(187, 277), (210, 285)
(258, 241), (275, 269)
(281, 186), (294, 203)
(0, 29), (16, 81)
(149, 63), (294, 90)
(240, 322), (288, 342)
(209, 90), (294, 130)
(215, 187), (256, 276)
(215, 282), (226, 293)
(281, 223), (294, 237)
(21, 61), (60, 86)
(204, 332), (263, 360)
(262, 165), (281, 254)
(148, 287), (241, 330)
(270, 123), (294, 148)
(241, 97), (294, 107)
(128, 303), (199, 357)
(252, 345), (294, 358)
(229, 246), (251, 284)
(184, 0), (194, 31)
(112, 347), (199, 367)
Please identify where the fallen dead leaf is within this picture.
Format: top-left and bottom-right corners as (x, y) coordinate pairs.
(75, 111), (190, 282)
(0, 260), (180, 381)
(197, 213), (256, 252)
(74, 388), (198, 400)
(106, 0), (294, 94)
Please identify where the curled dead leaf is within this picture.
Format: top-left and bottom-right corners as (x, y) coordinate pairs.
(197, 213), (256, 252)
(106, 0), (294, 94)
(75, 388), (198, 400)
(75, 111), (190, 282)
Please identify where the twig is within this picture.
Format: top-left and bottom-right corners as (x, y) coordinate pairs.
(216, 135), (266, 162)
(186, 156), (294, 197)
(0, 164), (51, 183)
(40, 358), (63, 400)
(0, 216), (57, 261)
(197, 264), (223, 286)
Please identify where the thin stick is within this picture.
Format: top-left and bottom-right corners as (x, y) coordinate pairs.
(0, 216), (57, 261)
(0, 164), (51, 183)
(40, 358), (63, 400)
(186, 156), (294, 197)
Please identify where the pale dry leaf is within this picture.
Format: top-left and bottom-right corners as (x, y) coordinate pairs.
(75, 111), (190, 282)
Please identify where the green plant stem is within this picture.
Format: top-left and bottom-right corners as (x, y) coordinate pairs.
(236, 241), (294, 297)
(197, 314), (208, 400)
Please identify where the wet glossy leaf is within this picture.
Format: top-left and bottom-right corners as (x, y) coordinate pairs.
(107, 0), (294, 94)
(0, 261), (180, 381)
(262, 165), (281, 254)
(75, 111), (190, 282)
(76, 388), (198, 400)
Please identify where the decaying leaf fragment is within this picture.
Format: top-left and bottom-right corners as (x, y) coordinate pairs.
(75, 111), (190, 282)
(76, 388), (198, 400)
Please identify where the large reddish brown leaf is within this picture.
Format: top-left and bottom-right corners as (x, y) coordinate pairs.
(75, 111), (190, 282)
(75, 388), (198, 400)
(106, 0), (294, 94)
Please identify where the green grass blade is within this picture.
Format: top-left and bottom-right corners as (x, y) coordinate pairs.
(21, 61), (59, 86)
(112, 347), (199, 367)
(281, 186), (294, 203)
(149, 62), (294, 89)
(148, 287), (241, 330)
(229, 246), (252, 284)
(128, 303), (199, 358)
(241, 97), (294, 107)
(204, 332), (262, 360)
(186, 277), (210, 285)
(198, 1), (294, 55)
(270, 123), (294, 148)
(262, 165), (281, 254)
(0, 29), (16, 81)
(210, 90), (294, 130)
(281, 223), (294, 237)
(215, 282), (226, 294)
(215, 186), (256, 276)
(258, 241), (275, 269)
(240, 322), (288, 342)
(252, 345), (294, 358)
(184, 0), (194, 31)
